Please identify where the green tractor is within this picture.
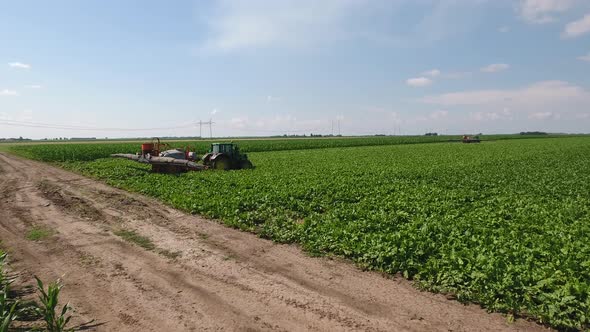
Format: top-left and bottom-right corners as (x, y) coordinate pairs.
(202, 143), (253, 170)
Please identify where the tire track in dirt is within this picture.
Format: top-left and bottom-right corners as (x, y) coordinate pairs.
(0, 152), (550, 331)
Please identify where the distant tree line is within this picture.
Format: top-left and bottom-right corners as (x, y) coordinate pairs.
(0, 136), (31, 142)
(519, 131), (547, 135)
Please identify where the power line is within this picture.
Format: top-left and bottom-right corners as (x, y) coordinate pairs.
(196, 119), (215, 138)
(0, 119), (345, 136)
(0, 119), (329, 135)
(229, 126), (329, 133)
(209, 118), (214, 139)
(0, 120), (196, 131)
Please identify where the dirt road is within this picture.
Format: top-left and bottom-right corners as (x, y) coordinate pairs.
(0, 152), (547, 331)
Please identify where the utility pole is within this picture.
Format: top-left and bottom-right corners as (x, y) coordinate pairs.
(198, 120), (214, 139)
(338, 119), (341, 136)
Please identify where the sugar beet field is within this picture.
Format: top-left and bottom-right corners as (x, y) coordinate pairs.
(8, 136), (590, 330)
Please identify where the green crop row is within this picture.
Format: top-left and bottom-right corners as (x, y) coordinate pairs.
(58, 137), (590, 330)
(8, 136), (456, 162)
(10, 134), (581, 162)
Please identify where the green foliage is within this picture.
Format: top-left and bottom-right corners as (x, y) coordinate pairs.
(19, 137), (590, 329)
(0, 252), (15, 298)
(0, 253), (9, 290)
(0, 253), (17, 332)
(0, 254), (17, 332)
(8, 136), (457, 162)
(0, 286), (18, 332)
(9, 135), (584, 163)
(34, 276), (72, 332)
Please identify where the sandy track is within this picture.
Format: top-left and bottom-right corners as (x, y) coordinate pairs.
(0, 152), (548, 331)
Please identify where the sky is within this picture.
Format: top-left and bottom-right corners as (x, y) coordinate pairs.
(1, 0), (590, 139)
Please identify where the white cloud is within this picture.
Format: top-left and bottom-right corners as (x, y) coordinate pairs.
(8, 62), (31, 69)
(563, 14), (590, 38)
(528, 111), (560, 120)
(266, 95), (281, 103)
(422, 81), (590, 111)
(480, 63), (509, 73)
(26, 85), (42, 89)
(0, 110), (34, 121)
(226, 114), (325, 134)
(211, 108), (218, 115)
(202, 0), (368, 51)
(199, 1), (498, 52)
(578, 53), (590, 62)
(0, 89), (19, 96)
(400, 0), (492, 48)
(406, 77), (433, 87)
(422, 81), (590, 130)
(430, 110), (448, 120)
(471, 108), (513, 121)
(519, 0), (575, 24)
(390, 111), (402, 125)
(230, 117), (248, 129)
(412, 110), (449, 123)
(498, 26), (510, 32)
(422, 69), (441, 77)
(19, 110), (33, 121)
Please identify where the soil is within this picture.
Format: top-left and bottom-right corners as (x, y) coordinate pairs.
(0, 152), (550, 331)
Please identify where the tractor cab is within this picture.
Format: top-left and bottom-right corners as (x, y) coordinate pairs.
(211, 143), (236, 155)
(203, 143), (253, 170)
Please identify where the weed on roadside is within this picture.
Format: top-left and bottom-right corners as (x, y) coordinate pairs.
(157, 249), (181, 259)
(26, 227), (54, 241)
(114, 229), (155, 251)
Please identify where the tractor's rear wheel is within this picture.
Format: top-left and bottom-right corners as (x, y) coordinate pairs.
(212, 157), (230, 170)
(239, 160), (253, 169)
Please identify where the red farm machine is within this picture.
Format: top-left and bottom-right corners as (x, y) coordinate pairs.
(111, 138), (253, 173)
(462, 135), (481, 143)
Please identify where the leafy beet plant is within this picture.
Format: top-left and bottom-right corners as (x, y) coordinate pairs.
(18, 136), (590, 330)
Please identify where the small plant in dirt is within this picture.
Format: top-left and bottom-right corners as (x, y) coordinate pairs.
(26, 227), (53, 241)
(34, 276), (72, 332)
(157, 249), (181, 259)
